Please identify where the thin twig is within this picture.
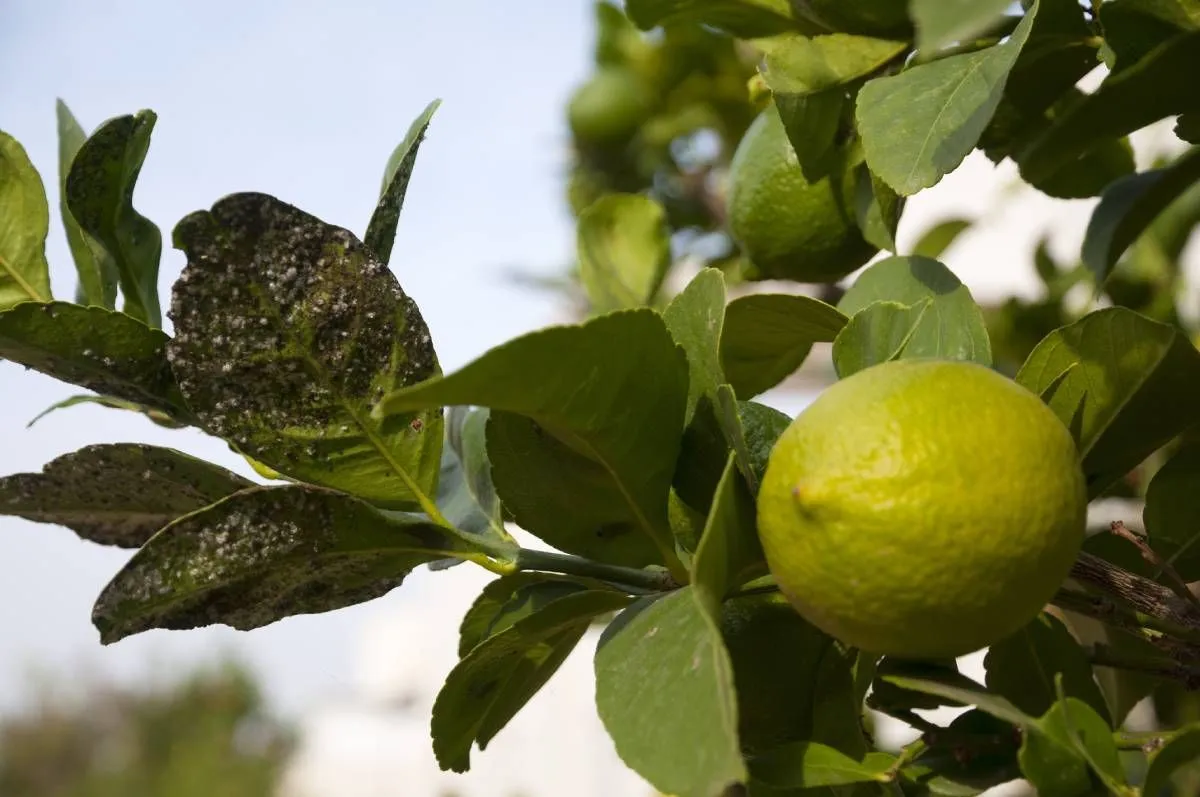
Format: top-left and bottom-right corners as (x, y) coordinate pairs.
(1108, 520), (1200, 611)
(1068, 552), (1200, 639)
(1087, 643), (1200, 688)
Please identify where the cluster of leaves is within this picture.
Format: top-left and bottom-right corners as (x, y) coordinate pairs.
(3, 1), (1200, 795)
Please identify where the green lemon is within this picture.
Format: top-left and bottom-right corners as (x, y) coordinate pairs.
(791, 0), (913, 37)
(757, 359), (1087, 660)
(726, 108), (878, 283)
(567, 66), (655, 148)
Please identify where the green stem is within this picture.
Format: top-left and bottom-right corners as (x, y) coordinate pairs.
(515, 548), (678, 592)
(1114, 731), (1169, 752)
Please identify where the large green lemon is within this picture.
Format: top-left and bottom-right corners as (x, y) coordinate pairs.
(791, 0), (913, 37)
(726, 108), (878, 283)
(567, 66), (654, 149)
(757, 359), (1087, 660)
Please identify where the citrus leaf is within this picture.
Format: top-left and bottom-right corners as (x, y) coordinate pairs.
(1015, 306), (1200, 498)
(0, 443), (254, 548)
(720, 293), (846, 398)
(434, 406), (508, 551)
(0, 130), (53, 309)
(624, 0), (806, 38)
(1017, 721), (1093, 797)
(1038, 692), (1126, 793)
(692, 452), (763, 612)
(983, 612), (1111, 724)
(879, 674), (1034, 728)
(856, 3), (1039, 194)
(911, 217), (972, 259)
(0, 301), (189, 418)
(1082, 145), (1200, 285)
(832, 299), (931, 378)
(899, 710), (1023, 796)
(767, 88), (845, 182)
(855, 164), (904, 252)
(26, 394), (188, 430)
(55, 99), (117, 309)
(457, 573), (608, 658)
(838, 255), (992, 366)
(664, 267), (727, 423)
(911, 0), (1015, 53)
(433, 588), (632, 772)
(375, 308), (689, 570)
(871, 658), (968, 713)
(595, 587), (746, 797)
(365, 98), (440, 266)
(749, 742), (891, 789)
(1143, 440), (1200, 579)
(1015, 30), (1200, 187)
(578, 193), (671, 313)
(1143, 724), (1200, 797)
(91, 484), (478, 644)
(65, 110), (162, 327)
(1098, 0), (1200, 68)
(168, 192), (443, 511)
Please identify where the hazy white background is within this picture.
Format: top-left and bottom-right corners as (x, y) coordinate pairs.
(0, 2), (1190, 795)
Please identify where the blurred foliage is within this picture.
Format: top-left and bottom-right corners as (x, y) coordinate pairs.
(0, 660), (294, 797)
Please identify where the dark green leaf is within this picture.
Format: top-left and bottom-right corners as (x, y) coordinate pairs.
(1178, 111), (1200, 143)
(595, 587), (746, 797)
(168, 192), (443, 511)
(1015, 306), (1200, 497)
(26, 394), (188, 430)
(838, 255), (992, 366)
(749, 742), (890, 789)
(1082, 145), (1200, 285)
(624, 0), (807, 37)
(457, 573), (607, 658)
(663, 266), (727, 422)
(0, 443), (253, 548)
(691, 452), (763, 611)
(720, 292), (846, 398)
(65, 110), (162, 327)
(0, 301), (188, 418)
(92, 485), (479, 644)
(736, 399), (792, 490)
(768, 89), (845, 182)
(900, 710), (1023, 796)
(1039, 692), (1126, 793)
(1143, 441), (1200, 579)
(1031, 135), (1137, 200)
(365, 99), (440, 266)
(832, 299), (933, 378)
(911, 0), (1015, 52)
(871, 658), (967, 713)
(856, 5), (1039, 194)
(1098, 0), (1200, 69)
(376, 308), (689, 570)
(984, 612), (1111, 723)
(55, 99), (117, 309)
(910, 218), (972, 259)
(432, 407), (509, 562)
(1017, 722), (1093, 797)
(0, 130), (53, 309)
(855, 164), (904, 252)
(1143, 724), (1200, 797)
(434, 588), (631, 772)
(578, 193), (671, 313)
(879, 675), (1034, 728)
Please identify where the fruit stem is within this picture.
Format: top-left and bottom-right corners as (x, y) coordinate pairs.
(514, 548), (679, 593)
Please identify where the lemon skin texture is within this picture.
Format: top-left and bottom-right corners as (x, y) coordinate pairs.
(756, 359), (1087, 660)
(726, 109), (878, 284)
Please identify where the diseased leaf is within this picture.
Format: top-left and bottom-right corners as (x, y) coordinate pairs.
(365, 98), (440, 266)
(624, 0), (808, 38)
(691, 453), (763, 612)
(92, 485), (479, 644)
(832, 299), (931, 378)
(1143, 724), (1200, 797)
(375, 308), (689, 571)
(1015, 306), (1200, 497)
(578, 193), (672, 313)
(911, 217), (972, 259)
(0, 443), (253, 548)
(65, 110), (162, 327)
(0, 131), (53, 309)
(911, 0), (1015, 52)
(0, 301), (189, 419)
(168, 192), (443, 511)
(1082, 145), (1200, 284)
(433, 589), (631, 772)
(720, 293), (846, 398)
(56, 99), (117, 309)
(856, 4), (1039, 194)
(663, 267), (727, 423)
(749, 742), (890, 789)
(26, 394), (188, 430)
(595, 588), (746, 797)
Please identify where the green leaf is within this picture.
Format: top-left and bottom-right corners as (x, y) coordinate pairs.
(879, 674), (1034, 728)
(663, 266), (727, 422)
(0, 443), (253, 548)
(983, 612), (1111, 724)
(1015, 30), (1200, 188)
(856, 4), (1039, 194)
(1017, 722), (1093, 797)
(436, 406), (508, 545)
(838, 255), (992, 366)
(1098, 0), (1200, 70)
(749, 742), (890, 789)
(1143, 441), (1200, 579)
(1031, 134), (1137, 201)
(434, 588), (633, 772)
(26, 394), (188, 430)
(911, 0), (1015, 52)
(0, 131), (53, 309)
(910, 217), (972, 259)
(578, 194), (671, 313)
(457, 573), (608, 658)
(55, 99), (117, 309)
(766, 89), (846, 182)
(1143, 724), (1200, 797)
(691, 452), (763, 611)
(375, 308), (689, 570)
(1038, 692), (1126, 794)
(624, 0), (805, 37)
(1015, 306), (1200, 497)
(168, 192), (443, 511)
(91, 485), (479, 644)
(595, 587), (746, 797)
(832, 300), (930, 378)
(871, 658), (968, 713)
(855, 165), (904, 252)
(0, 301), (189, 418)
(1082, 145), (1200, 285)
(720, 293), (846, 398)
(65, 110), (162, 327)
(365, 99), (440, 266)
(899, 710), (1023, 796)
